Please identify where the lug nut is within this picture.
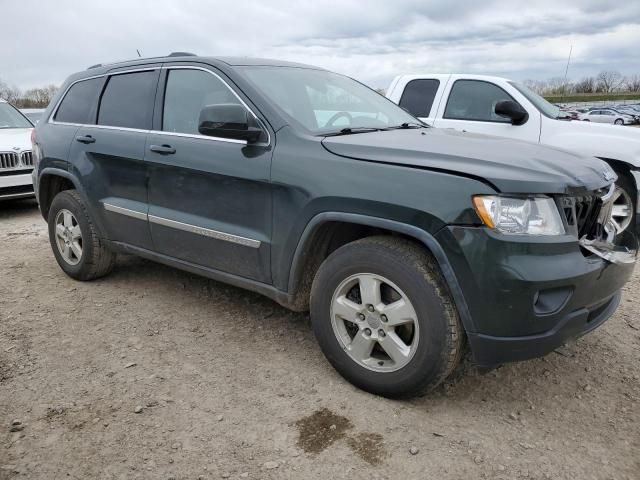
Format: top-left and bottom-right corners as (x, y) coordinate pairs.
(380, 314), (388, 323)
(358, 313), (365, 321)
(364, 328), (372, 336)
(378, 329), (386, 337)
(367, 304), (375, 312)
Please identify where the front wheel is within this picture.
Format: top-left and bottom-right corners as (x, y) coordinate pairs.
(310, 236), (464, 398)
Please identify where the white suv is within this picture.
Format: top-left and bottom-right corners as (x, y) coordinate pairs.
(0, 99), (35, 200)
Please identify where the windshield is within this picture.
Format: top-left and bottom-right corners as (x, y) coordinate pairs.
(0, 103), (33, 129)
(509, 81), (562, 119)
(240, 66), (420, 134)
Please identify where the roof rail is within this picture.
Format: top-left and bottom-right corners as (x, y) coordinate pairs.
(168, 51), (196, 57)
(87, 63), (103, 69)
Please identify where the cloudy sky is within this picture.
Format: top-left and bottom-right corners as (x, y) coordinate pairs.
(2, 0), (639, 90)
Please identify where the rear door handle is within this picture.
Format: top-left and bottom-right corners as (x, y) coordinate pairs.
(75, 135), (96, 144)
(149, 144), (176, 155)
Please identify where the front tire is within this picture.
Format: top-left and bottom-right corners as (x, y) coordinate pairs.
(310, 236), (464, 398)
(48, 190), (116, 281)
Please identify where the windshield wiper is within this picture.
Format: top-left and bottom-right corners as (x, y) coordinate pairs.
(322, 127), (384, 137)
(387, 122), (428, 130)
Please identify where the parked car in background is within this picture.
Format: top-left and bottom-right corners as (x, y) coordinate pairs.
(0, 99), (35, 200)
(579, 109), (635, 125)
(386, 74), (640, 235)
(20, 108), (46, 125)
(32, 54), (636, 397)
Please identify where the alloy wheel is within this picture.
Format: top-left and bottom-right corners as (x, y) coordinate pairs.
(54, 209), (83, 265)
(330, 273), (419, 372)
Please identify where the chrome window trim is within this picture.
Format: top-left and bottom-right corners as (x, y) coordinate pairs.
(48, 64), (271, 147)
(148, 214), (261, 248)
(102, 202), (148, 221)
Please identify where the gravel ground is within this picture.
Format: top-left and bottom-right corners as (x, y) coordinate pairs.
(1, 199), (639, 480)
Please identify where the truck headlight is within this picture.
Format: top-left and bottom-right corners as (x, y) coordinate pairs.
(472, 195), (565, 235)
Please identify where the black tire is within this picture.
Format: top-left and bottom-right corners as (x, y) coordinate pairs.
(310, 236), (464, 398)
(47, 190), (116, 281)
(614, 119), (624, 125)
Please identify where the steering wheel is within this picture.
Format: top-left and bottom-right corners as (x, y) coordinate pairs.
(325, 111), (353, 128)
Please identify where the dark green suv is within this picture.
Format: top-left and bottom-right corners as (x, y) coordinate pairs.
(32, 54), (636, 397)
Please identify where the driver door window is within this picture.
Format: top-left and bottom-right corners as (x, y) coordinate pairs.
(163, 69), (244, 135)
(444, 80), (517, 123)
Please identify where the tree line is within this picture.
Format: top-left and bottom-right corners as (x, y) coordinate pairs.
(524, 71), (640, 96)
(0, 77), (58, 108)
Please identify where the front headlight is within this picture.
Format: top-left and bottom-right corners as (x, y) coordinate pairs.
(472, 195), (565, 235)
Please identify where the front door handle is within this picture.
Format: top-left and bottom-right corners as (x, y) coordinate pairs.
(75, 135), (96, 144)
(149, 144), (176, 155)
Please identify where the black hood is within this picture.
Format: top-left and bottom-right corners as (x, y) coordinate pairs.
(321, 128), (612, 194)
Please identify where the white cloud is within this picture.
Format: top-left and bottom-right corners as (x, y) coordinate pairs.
(1, 0), (638, 89)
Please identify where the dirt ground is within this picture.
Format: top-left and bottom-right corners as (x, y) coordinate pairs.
(1, 199), (639, 480)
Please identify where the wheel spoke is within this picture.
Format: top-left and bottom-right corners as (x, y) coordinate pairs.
(380, 298), (416, 326)
(62, 244), (71, 261)
(63, 211), (73, 228)
(333, 295), (362, 321)
(70, 241), (82, 259)
(70, 225), (82, 240)
(378, 331), (411, 364)
(358, 275), (382, 306)
(55, 224), (66, 239)
(347, 331), (375, 360)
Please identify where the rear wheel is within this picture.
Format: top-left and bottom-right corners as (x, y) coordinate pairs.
(48, 190), (116, 280)
(310, 236), (464, 397)
(614, 118), (624, 125)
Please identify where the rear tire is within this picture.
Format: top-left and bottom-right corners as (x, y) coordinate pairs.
(47, 190), (116, 281)
(614, 119), (624, 125)
(310, 236), (464, 398)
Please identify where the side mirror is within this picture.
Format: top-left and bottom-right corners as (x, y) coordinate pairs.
(494, 100), (528, 125)
(198, 104), (263, 143)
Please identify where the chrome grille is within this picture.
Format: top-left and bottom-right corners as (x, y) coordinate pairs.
(0, 152), (19, 169)
(20, 151), (33, 167)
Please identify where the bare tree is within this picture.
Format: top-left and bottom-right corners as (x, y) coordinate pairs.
(625, 74), (640, 92)
(596, 70), (623, 93)
(523, 79), (547, 95)
(574, 77), (595, 94)
(0, 77), (22, 104)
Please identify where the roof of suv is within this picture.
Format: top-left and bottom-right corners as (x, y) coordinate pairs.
(84, 54), (322, 74)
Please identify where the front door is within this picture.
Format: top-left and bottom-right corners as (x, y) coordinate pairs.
(433, 79), (540, 143)
(146, 65), (273, 283)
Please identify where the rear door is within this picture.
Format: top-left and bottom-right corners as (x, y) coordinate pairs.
(67, 66), (160, 249)
(433, 78), (540, 142)
(396, 78), (443, 126)
(145, 65), (273, 283)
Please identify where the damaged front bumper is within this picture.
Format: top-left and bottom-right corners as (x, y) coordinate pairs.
(579, 237), (636, 264)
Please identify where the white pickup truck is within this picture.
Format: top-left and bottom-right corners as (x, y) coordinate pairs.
(386, 74), (640, 233)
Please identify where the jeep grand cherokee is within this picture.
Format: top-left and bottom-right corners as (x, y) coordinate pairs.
(31, 54), (637, 397)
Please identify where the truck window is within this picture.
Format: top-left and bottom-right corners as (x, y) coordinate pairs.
(98, 71), (158, 130)
(54, 78), (103, 124)
(444, 80), (516, 123)
(398, 79), (440, 117)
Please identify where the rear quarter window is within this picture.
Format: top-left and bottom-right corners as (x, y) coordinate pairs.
(54, 78), (104, 124)
(98, 70), (158, 129)
(398, 79), (440, 117)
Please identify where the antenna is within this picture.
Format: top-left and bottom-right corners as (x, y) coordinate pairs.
(560, 44), (573, 104)
(136, 49), (142, 58)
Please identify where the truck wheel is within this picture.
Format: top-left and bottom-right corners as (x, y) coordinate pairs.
(310, 236), (464, 398)
(614, 119), (624, 125)
(47, 190), (116, 281)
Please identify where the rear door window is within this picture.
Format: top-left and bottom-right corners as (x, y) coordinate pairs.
(54, 78), (103, 124)
(98, 70), (158, 129)
(444, 80), (517, 123)
(398, 79), (440, 117)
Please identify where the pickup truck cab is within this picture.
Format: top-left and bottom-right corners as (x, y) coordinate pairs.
(32, 56), (636, 397)
(387, 74), (640, 234)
